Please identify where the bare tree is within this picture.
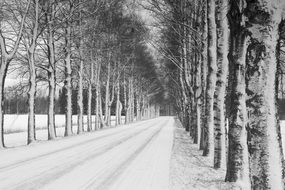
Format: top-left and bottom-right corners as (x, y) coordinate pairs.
(0, 0), (31, 148)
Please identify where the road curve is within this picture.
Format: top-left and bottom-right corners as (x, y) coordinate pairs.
(0, 117), (174, 190)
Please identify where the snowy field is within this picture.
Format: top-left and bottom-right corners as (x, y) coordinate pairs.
(0, 117), (174, 190)
(3, 114), (124, 134)
(3, 114), (125, 147)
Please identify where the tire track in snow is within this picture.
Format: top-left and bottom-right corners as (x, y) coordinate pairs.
(84, 120), (166, 190)
(0, 118), (159, 171)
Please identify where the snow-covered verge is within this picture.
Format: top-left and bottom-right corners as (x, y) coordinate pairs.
(170, 118), (239, 190)
(170, 119), (285, 190)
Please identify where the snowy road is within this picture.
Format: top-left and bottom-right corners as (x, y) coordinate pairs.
(0, 117), (174, 190)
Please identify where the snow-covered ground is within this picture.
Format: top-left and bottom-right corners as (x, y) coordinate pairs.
(169, 119), (238, 190)
(3, 115), (125, 147)
(0, 117), (174, 190)
(3, 114), (124, 134)
(1, 117), (285, 190)
(169, 119), (285, 190)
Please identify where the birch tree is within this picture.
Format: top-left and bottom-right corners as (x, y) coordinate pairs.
(202, 0), (217, 164)
(63, 0), (75, 136)
(245, 0), (284, 188)
(43, 0), (57, 140)
(24, 0), (40, 144)
(213, 0), (228, 169)
(225, 0), (250, 187)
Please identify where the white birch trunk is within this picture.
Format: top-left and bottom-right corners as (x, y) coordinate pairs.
(47, 0), (56, 140)
(214, 0), (229, 169)
(202, 0), (217, 165)
(225, 1), (250, 185)
(200, 1), (208, 151)
(104, 56), (111, 126)
(95, 61), (101, 130)
(64, 22), (73, 136)
(87, 56), (94, 132)
(115, 81), (122, 126)
(77, 59), (84, 134)
(245, 1), (284, 188)
(27, 0), (39, 144)
(87, 81), (92, 131)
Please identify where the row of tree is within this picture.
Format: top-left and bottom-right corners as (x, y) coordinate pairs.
(148, 0), (285, 189)
(0, 0), (162, 148)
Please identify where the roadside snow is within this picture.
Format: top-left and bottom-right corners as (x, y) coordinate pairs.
(169, 118), (239, 190)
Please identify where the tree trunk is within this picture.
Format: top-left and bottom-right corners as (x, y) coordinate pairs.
(27, 58), (36, 144)
(124, 75), (129, 124)
(48, 70), (56, 139)
(87, 81), (92, 131)
(129, 77), (135, 122)
(98, 87), (107, 128)
(46, 0), (56, 140)
(245, 1), (284, 188)
(179, 61), (189, 132)
(194, 55), (201, 145)
(87, 57), (94, 132)
(200, 0), (208, 151)
(64, 23), (73, 136)
(94, 61), (101, 130)
(115, 81), (122, 126)
(0, 60), (8, 148)
(95, 83), (100, 130)
(104, 56), (111, 126)
(214, 0), (228, 169)
(225, 1), (250, 184)
(27, 0), (39, 144)
(136, 92), (141, 121)
(202, 0), (217, 164)
(77, 59), (84, 134)
(193, 1), (202, 144)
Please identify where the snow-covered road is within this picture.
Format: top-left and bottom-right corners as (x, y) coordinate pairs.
(0, 117), (174, 190)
